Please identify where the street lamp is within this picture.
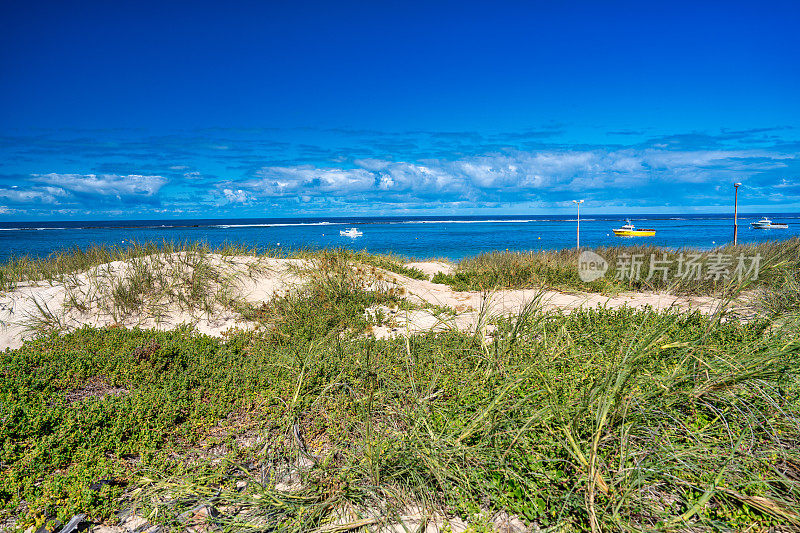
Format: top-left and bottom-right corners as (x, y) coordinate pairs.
(733, 182), (742, 245)
(572, 199), (584, 251)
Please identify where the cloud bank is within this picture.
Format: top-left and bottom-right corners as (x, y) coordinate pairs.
(32, 173), (167, 198)
(227, 147), (796, 209)
(0, 127), (797, 218)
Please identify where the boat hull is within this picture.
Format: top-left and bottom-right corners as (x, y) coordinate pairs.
(613, 229), (656, 237)
(751, 224), (788, 229)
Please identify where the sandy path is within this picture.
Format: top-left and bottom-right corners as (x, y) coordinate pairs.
(403, 261), (454, 278)
(369, 266), (727, 338)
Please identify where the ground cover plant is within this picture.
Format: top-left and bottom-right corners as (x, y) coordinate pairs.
(1, 244), (799, 531)
(0, 257), (798, 531)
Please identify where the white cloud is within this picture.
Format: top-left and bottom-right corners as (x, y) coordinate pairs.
(13, 145), (795, 215)
(222, 188), (252, 204)
(32, 173), (167, 197)
(224, 147), (792, 208)
(0, 186), (67, 204)
(353, 158), (391, 171)
(248, 165), (376, 195)
(774, 178), (798, 189)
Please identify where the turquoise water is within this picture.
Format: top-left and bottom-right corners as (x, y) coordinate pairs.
(1, 214), (799, 262)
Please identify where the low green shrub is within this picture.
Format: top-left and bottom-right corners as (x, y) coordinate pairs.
(2, 244), (799, 530)
(2, 307), (798, 530)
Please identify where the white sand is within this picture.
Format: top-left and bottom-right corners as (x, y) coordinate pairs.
(0, 254), (734, 350)
(403, 260), (454, 278)
(0, 254), (306, 351)
(367, 267), (728, 339)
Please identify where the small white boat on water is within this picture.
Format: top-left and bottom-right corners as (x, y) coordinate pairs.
(339, 227), (363, 238)
(750, 217), (788, 229)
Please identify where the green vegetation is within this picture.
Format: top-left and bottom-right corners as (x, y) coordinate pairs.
(292, 248), (428, 281)
(241, 251), (408, 340)
(2, 245), (799, 531)
(433, 238), (800, 300)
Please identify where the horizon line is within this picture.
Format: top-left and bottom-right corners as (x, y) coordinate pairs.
(3, 211), (800, 224)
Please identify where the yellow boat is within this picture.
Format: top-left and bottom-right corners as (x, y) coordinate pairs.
(612, 220), (656, 237)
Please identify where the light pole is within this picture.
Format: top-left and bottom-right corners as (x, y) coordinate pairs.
(733, 182), (741, 245)
(572, 199), (584, 251)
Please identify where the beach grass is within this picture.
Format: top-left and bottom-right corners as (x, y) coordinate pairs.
(290, 248), (428, 281)
(7, 244), (265, 334)
(2, 246), (799, 531)
(0, 242), (426, 293)
(0, 241), (266, 292)
(432, 237), (800, 300)
(1, 243), (428, 336)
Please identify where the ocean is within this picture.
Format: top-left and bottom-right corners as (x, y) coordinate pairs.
(1, 213), (799, 263)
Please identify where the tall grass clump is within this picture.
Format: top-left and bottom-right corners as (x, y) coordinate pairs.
(244, 249), (405, 342)
(757, 269), (800, 316)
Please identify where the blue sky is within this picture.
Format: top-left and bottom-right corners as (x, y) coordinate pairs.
(1, 0), (798, 220)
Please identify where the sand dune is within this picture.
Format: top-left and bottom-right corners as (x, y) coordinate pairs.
(0, 254), (306, 350)
(0, 254), (731, 350)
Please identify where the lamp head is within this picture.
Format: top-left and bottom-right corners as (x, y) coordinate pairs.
(572, 199), (584, 204)
(734, 182), (741, 187)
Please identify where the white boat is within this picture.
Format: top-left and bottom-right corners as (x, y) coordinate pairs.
(339, 227), (363, 238)
(750, 217), (788, 229)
